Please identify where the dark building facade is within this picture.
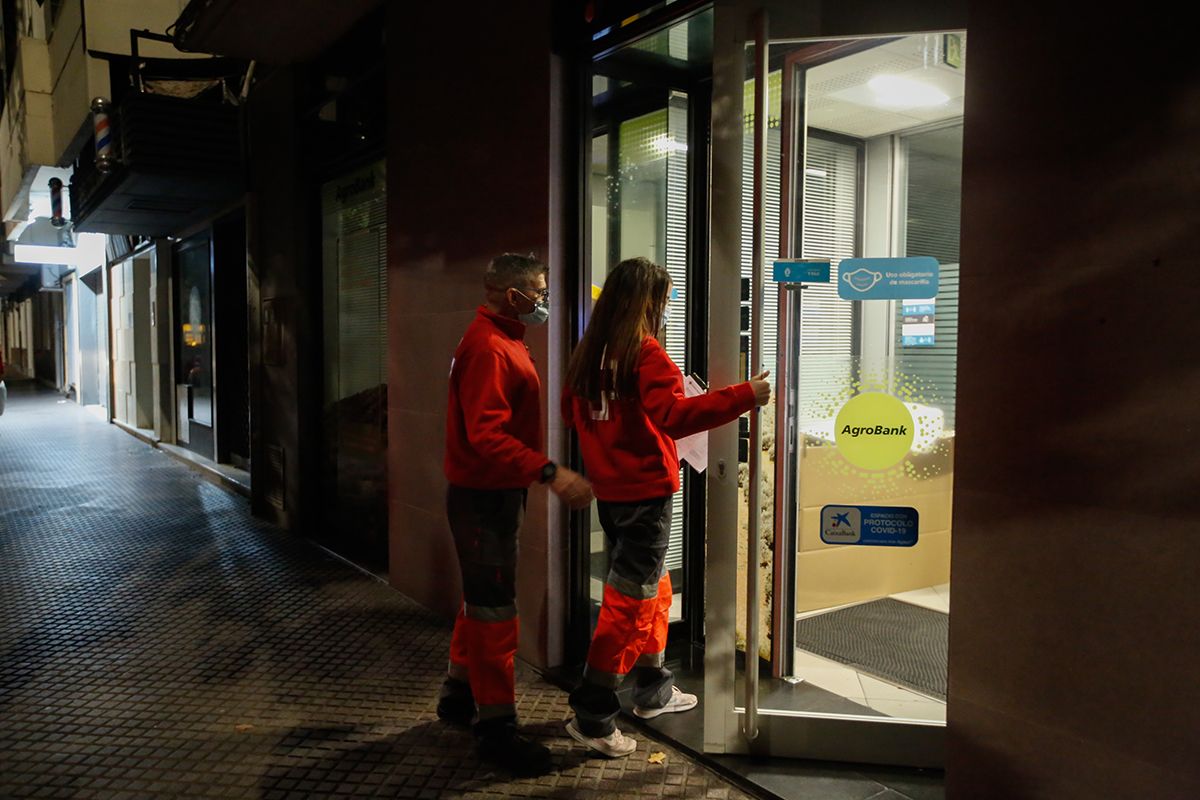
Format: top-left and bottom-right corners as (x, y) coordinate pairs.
(39, 0), (1191, 795)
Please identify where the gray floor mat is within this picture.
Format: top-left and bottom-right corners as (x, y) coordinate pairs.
(794, 598), (948, 700)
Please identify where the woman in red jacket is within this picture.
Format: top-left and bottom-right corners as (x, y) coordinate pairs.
(562, 257), (770, 757)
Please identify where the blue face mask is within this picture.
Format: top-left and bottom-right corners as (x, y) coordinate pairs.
(514, 289), (549, 326)
(661, 287), (679, 329)
(520, 303), (549, 327)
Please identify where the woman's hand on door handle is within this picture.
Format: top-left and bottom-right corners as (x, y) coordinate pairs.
(749, 371), (771, 406)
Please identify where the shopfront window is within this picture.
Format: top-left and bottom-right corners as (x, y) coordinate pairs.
(894, 124), (962, 430)
(175, 239), (214, 458)
(320, 160), (388, 574)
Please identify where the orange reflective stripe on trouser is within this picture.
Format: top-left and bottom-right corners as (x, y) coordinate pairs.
(634, 573), (672, 669)
(447, 605), (471, 682)
(585, 573), (664, 687)
(445, 603), (519, 718)
(464, 602), (518, 719)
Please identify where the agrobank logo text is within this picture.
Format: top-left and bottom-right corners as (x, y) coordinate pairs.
(840, 424), (909, 438)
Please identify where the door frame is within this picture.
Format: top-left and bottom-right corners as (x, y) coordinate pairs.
(568, 2), (716, 664)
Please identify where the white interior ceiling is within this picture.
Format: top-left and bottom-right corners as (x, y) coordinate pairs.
(806, 34), (966, 139)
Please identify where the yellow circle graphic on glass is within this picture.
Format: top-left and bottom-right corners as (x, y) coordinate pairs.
(834, 393), (915, 471)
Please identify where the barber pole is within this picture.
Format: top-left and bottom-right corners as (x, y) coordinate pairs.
(91, 97), (115, 173)
(48, 178), (66, 227)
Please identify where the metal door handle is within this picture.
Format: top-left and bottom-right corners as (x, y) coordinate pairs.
(743, 6), (768, 745)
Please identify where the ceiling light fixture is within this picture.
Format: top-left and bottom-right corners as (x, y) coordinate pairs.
(867, 75), (950, 108)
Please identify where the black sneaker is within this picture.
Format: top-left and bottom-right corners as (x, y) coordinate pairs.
(477, 728), (553, 777)
(437, 678), (476, 726)
(437, 694), (476, 726)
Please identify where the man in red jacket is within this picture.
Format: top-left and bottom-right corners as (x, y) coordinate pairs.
(438, 253), (593, 776)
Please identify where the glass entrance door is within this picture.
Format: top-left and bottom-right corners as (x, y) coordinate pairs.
(705, 2), (967, 766)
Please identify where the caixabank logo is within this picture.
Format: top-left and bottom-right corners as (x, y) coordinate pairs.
(833, 392), (915, 470)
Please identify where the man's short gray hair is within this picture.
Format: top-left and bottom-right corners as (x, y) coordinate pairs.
(485, 253), (547, 291)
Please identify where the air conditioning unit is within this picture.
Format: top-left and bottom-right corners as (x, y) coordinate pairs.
(70, 93), (242, 237)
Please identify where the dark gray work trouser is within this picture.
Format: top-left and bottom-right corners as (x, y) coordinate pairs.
(440, 485), (525, 735)
(569, 497), (676, 737)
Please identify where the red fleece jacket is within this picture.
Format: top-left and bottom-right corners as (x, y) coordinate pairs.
(444, 306), (547, 489)
(563, 336), (756, 502)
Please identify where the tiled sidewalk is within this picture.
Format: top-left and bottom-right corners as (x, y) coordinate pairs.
(0, 385), (752, 800)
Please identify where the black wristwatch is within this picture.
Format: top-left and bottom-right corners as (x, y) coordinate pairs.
(539, 461), (558, 484)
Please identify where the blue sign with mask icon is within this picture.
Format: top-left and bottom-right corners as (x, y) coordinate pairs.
(837, 257), (938, 300)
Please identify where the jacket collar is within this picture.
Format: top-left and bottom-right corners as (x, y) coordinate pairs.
(477, 305), (526, 340)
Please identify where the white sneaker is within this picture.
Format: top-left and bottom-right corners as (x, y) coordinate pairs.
(633, 686), (698, 719)
(566, 718), (638, 758)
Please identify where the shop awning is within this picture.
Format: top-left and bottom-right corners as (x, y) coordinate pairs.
(172, 0), (381, 62)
